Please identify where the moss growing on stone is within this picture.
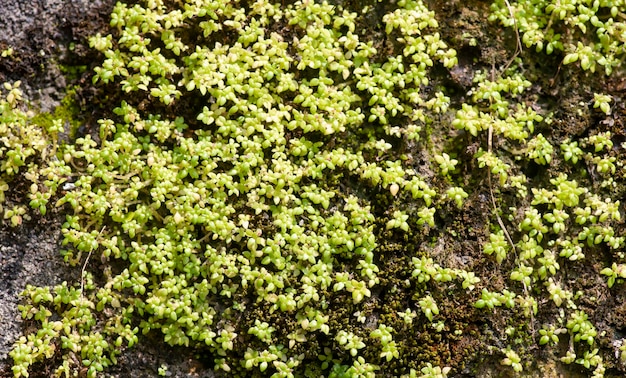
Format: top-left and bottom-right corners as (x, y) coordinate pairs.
(4, 0), (626, 377)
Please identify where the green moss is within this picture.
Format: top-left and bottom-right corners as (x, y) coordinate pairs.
(0, 80), (70, 225)
(59, 63), (88, 82)
(6, 0), (626, 377)
(490, 0), (626, 75)
(10, 0), (461, 376)
(29, 85), (82, 138)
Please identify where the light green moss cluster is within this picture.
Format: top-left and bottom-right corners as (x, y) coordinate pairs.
(452, 59), (624, 376)
(5, 0), (626, 377)
(0, 81), (67, 226)
(490, 0), (626, 75)
(9, 0), (462, 377)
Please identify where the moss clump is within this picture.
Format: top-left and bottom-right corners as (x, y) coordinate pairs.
(29, 85), (83, 139)
(0, 81), (68, 226)
(9, 0), (465, 376)
(490, 0), (626, 75)
(7, 0), (626, 377)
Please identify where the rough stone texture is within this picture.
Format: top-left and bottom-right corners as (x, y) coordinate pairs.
(0, 0), (113, 112)
(0, 217), (70, 363)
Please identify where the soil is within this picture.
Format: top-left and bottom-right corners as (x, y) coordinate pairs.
(0, 0), (625, 377)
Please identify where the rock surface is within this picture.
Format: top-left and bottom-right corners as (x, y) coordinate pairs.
(0, 217), (68, 363)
